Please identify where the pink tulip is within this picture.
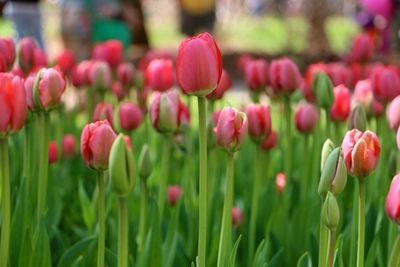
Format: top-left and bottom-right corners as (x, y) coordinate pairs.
(32, 49), (48, 70)
(232, 207), (244, 227)
(92, 40), (123, 68)
(276, 172), (286, 194)
(341, 129), (380, 177)
(93, 103), (113, 126)
(0, 38), (15, 70)
(330, 85), (351, 122)
(370, 65), (400, 102)
(146, 59), (174, 92)
(55, 49), (76, 75)
(117, 63), (135, 88)
(168, 185), (182, 207)
(35, 68), (66, 111)
(176, 32), (222, 96)
(327, 63), (351, 87)
(17, 37), (38, 73)
(386, 174), (400, 224)
(354, 79), (384, 117)
(206, 69), (231, 100)
(138, 50), (173, 72)
(245, 104), (271, 142)
(119, 102), (143, 131)
(387, 96), (400, 130)
(48, 141), (58, 165)
(111, 81), (126, 100)
(348, 34), (374, 63)
(80, 120), (117, 170)
(24, 76), (36, 111)
(214, 107), (248, 152)
(301, 63), (327, 102)
(62, 134), (76, 158)
(261, 131), (277, 151)
(237, 54), (254, 73)
(0, 73), (27, 136)
(397, 127), (400, 150)
(270, 57), (302, 95)
(72, 60), (94, 88)
(295, 103), (319, 133)
(244, 59), (269, 91)
(88, 61), (112, 90)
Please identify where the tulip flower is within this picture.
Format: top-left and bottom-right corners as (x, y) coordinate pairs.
(232, 207), (243, 227)
(55, 49), (76, 76)
(270, 57), (302, 95)
(0, 38), (15, 71)
(386, 174), (400, 224)
(301, 63), (327, 102)
(245, 104), (271, 142)
(72, 60), (94, 88)
(206, 69), (232, 100)
(117, 62), (135, 88)
(93, 103), (113, 126)
(33, 68), (66, 111)
(397, 127), (400, 150)
(237, 54), (254, 73)
(350, 63), (362, 88)
(244, 59), (269, 92)
(276, 172), (286, 194)
(295, 103), (319, 134)
(327, 63), (351, 87)
(146, 59), (174, 92)
(176, 32), (222, 96)
(349, 105), (367, 131)
(348, 34), (374, 63)
(371, 65), (400, 103)
(387, 96), (400, 130)
(261, 131), (278, 151)
(313, 72), (334, 111)
(88, 60), (112, 91)
(92, 39), (124, 68)
(118, 102), (143, 132)
(168, 185), (182, 207)
(330, 85), (351, 122)
(62, 134), (76, 158)
(48, 141), (58, 165)
(17, 37), (38, 74)
(24, 76), (36, 111)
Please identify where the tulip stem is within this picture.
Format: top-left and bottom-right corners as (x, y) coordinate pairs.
(138, 179), (148, 258)
(37, 112), (50, 221)
(158, 136), (170, 219)
(248, 146), (263, 266)
(118, 197), (129, 267)
(0, 138), (10, 267)
(318, 205), (329, 267)
(388, 230), (400, 267)
(97, 171), (106, 267)
(284, 97), (292, 179)
(217, 152), (235, 267)
(301, 134), (310, 200)
(197, 96), (207, 267)
(324, 109), (331, 140)
(349, 180), (358, 267)
(326, 229), (336, 267)
(357, 179), (366, 267)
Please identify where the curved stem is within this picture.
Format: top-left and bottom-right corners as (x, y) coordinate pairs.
(97, 171), (106, 267)
(388, 230), (400, 267)
(197, 96), (208, 267)
(217, 152), (235, 267)
(158, 136), (170, 219)
(357, 179), (366, 267)
(326, 229), (336, 267)
(118, 197), (129, 267)
(0, 138), (10, 267)
(37, 112), (50, 221)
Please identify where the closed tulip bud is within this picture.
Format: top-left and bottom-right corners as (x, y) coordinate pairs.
(168, 185), (182, 207)
(0, 38), (15, 71)
(117, 63), (135, 88)
(138, 144), (152, 179)
(55, 49), (76, 75)
(33, 49), (48, 70)
(270, 57), (302, 95)
(92, 40), (123, 69)
(397, 127), (400, 150)
(330, 85), (351, 122)
(386, 174), (400, 224)
(276, 172), (286, 194)
(371, 65), (400, 102)
(327, 63), (351, 87)
(301, 63), (327, 102)
(261, 131), (278, 151)
(0, 73), (27, 137)
(89, 61), (112, 91)
(349, 105), (367, 131)
(313, 72), (334, 110)
(24, 76), (36, 111)
(321, 139), (335, 171)
(318, 148), (347, 197)
(207, 69), (231, 100)
(72, 60), (94, 88)
(17, 37), (38, 73)
(48, 141), (58, 165)
(348, 34), (374, 63)
(341, 129), (380, 178)
(146, 59), (174, 92)
(116, 102), (143, 132)
(33, 68), (66, 111)
(244, 59), (269, 92)
(62, 134), (76, 158)
(387, 96), (400, 130)
(214, 107), (248, 152)
(295, 103), (319, 134)
(109, 134), (136, 197)
(322, 192), (340, 230)
(176, 32), (222, 96)
(245, 104), (271, 142)
(80, 120), (117, 170)
(93, 103), (113, 126)
(232, 207), (244, 227)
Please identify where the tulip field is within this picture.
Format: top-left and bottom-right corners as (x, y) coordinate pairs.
(0, 31), (400, 267)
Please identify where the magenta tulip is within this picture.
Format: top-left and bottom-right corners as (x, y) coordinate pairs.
(244, 59), (269, 92)
(146, 59), (174, 92)
(245, 104), (271, 142)
(62, 134), (76, 158)
(386, 174), (400, 224)
(119, 102), (143, 131)
(270, 57), (302, 95)
(93, 103), (113, 126)
(168, 185), (182, 207)
(371, 65), (400, 102)
(117, 63), (135, 88)
(207, 69), (231, 100)
(295, 103), (320, 133)
(387, 96), (400, 130)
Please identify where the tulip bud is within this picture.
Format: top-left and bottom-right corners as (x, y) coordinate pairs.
(349, 105), (367, 131)
(55, 49), (76, 76)
(270, 57), (302, 95)
(48, 141), (58, 165)
(93, 103), (113, 126)
(62, 134), (76, 158)
(146, 59), (174, 92)
(387, 96), (400, 131)
(116, 102), (143, 132)
(88, 61), (112, 91)
(321, 139), (335, 171)
(92, 40), (123, 69)
(0, 38), (15, 71)
(348, 34), (374, 63)
(322, 192), (340, 230)
(301, 63), (327, 102)
(371, 65), (400, 103)
(386, 174), (400, 224)
(330, 85), (351, 122)
(138, 144), (152, 179)
(33, 68), (66, 112)
(260, 131), (278, 151)
(313, 72), (334, 110)
(72, 60), (94, 88)
(276, 172), (286, 194)
(244, 59), (269, 92)
(17, 37), (38, 73)
(109, 134), (136, 197)
(168, 185), (182, 207)
(318, 148), (347, 197)
(397, 127), (400, 150)
(295, 103), (319, 134)
(327, 63), (350, 87)
(245, 104), (271, 143)
(117, 62), (135, 88)
(232, 207), (244, 227)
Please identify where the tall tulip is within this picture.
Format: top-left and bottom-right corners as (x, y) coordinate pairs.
(92, 39), (124, 69)
(117, 62), (135, 88)
(386, 174), (400, 267)
(387, 96), (400, 130)
(146, 59), (174, 92)
(348, 34), (374, 63)
(245, 104), (271, 143)
(89, 61), (112, 92)
(33, 68), (66, 111)
(244, 59), (269, 94)
(55, 49), (76, 76)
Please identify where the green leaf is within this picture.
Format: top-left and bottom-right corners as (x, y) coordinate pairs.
(29, 221), (52, 267)
(78, 180), (95, 230)
(296, 252), (312, 267)
(57, 237), (96, 267)
(228, 235), (242, 267)
(143, 204), (163, 267)
(105, 248), (118, 267)
(267, 249), (283, 267)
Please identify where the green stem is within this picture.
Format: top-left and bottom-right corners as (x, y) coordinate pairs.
(357, 179), (366, 267)
(248, 146), (263, 266)
(349, 180), (358, 266)
(37, 112), (50, 220)
(326, 229), (336, 267)
(301, 134), (310, 200)
(138, 179), (148, 255)
(324, 109), (330, 140)
(388, 231), (400, 267)
(158, 136), (170, 219)
(318, 205), (329, 267)
(197, 96), (208, 267)
(118, 197), (129, 267)
(0, 138), (10, 267)
(217, 152), (235, 267)
(97, 171), (106, 267)
(284, 97), (292, 179)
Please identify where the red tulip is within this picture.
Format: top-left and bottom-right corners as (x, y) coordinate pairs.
(276, 172), (286, 194)
(295, 103), (319, 133)
(93, 103), (113, 126)
(386, 174), (400, 224)
(117, 63), (135, 88)
(138, 50), (173, 72)
(245, 104), (271, 142)
(330, 84), (351, 122)
(176, 32), (222, 96)
(88, 61), (112, 90)
(55, 49), (76, 75)
(270, 57), (302, 95)
(261, 130), (277, 151)
(370, 65), (400, 102)
(244, 59), (269, 91)
(48, 141), (58, 165)
(119, 102), (143, 131)
(80, 120), (117, 170)
(350, 63), (363, 88)
(62, 134), (76, 158)
(214, 107), (248, 152)
(348, 34), (374, 63)
(168, 185), (182, 207)
(387, 96), (400, 130)
(17, 37), (38, 73)
(146, 59), (174, 92)
(0, 38), (15, 71)
(301, 63), (327, 102)
(32, 49), (48, 70)
(35, 68), (66, 111)
(0, 73), (27, 136)
(92, 40), (123, 68)
(341, 129), (380, 177)
(206, 69), (231, 100)
(327, 63), (351, 87)
(232, 207), (244, 227)
(237, 54), (254, 73)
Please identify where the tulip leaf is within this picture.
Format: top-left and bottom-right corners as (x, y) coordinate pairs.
(105, 248), (118, 267)
(228, 235), (242, 267)
(296, 252), (312, 267)
(57, 236), (95, 267)
(143, 204), (163, 267)
(267, 248), (283, 267)
(29, 220), (52, 267)
(78, 180), (95, 230)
